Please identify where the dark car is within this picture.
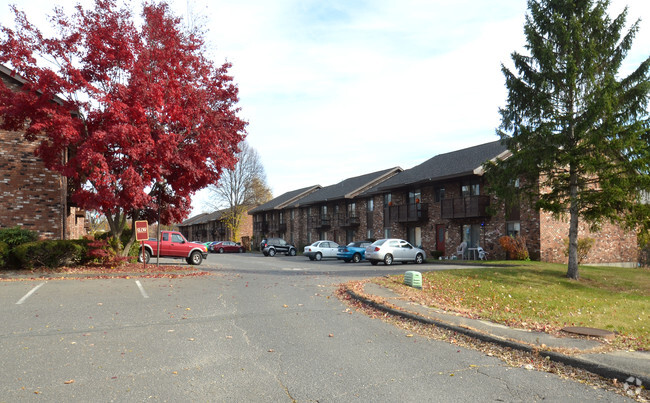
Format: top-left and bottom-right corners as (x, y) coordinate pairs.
(337, 241), (373, 263)
(210, 241), (244, 253)
(260, 237), (297, 257)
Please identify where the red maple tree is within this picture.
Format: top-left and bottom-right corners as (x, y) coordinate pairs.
(0, 0), (246, 254)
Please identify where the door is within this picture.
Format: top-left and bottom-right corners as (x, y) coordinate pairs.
(436, 224), (446, 254)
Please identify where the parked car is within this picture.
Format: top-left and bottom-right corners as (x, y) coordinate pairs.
(304, 240), (339, 261)
(210, 241), (244, 253)
(260, 237), (297, 257)
(139, 231), (208, 265)
(365, 239), (426, 266)
(337, 241), (373, 263)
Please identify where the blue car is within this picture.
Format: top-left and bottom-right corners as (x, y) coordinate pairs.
(337, 241), (373, 263)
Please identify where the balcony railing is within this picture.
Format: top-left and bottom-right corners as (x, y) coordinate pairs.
(440, 196), (490, 219)
(308, 215), (331, 229)
(384, 203), (428, 223)
(253, 221), (269, 232)
(337, 213), (360, 227)
(269, 222), (287, 232)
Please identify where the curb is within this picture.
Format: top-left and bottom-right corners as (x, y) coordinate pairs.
(345, 289), (649, 386)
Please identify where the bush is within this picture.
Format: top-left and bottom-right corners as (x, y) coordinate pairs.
(430, 250), (444, 260)
(0, 226), (38, 248)
(11, 240), (85, 269)
(0, 241), (8, 267)
(499, 235), (530, 260)
(563, 237), (595, 264)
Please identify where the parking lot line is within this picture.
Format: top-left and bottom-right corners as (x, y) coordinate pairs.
(135, 280), (149, 298)
(16, 282), (45, 305)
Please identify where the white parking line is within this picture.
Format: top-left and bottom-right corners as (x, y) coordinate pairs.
(16, 282), (45, 305)
(135, 280), (149, 298)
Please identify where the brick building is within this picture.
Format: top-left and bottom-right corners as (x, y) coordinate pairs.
(0, 65), (86, 239)
(249, 141), (638, 266)
(178, 208), (253, 246)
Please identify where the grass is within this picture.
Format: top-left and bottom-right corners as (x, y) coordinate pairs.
(373, 261), (650, 351)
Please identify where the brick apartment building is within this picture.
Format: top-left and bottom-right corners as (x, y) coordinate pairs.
(178, 208), (253, 246)
(0, 65), (86, 240)
(249, 141), (638, 266)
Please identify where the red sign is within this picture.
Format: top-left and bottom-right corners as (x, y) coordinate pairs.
(135, 220), (149, 241)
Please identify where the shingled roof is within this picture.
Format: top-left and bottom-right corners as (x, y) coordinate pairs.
(363, 140), (509, 194)
(178, 210), (227, 226)
(248, 185), (321, 214)
(288, 167), (402, 207)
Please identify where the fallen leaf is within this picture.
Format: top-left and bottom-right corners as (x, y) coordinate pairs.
(268, 349), (275, 352)
(406, 334), (414, 337)
(64, 380), (74, 384)
(328, 334), (334, 337)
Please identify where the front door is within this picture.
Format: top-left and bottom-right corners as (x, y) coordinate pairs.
(436, 224), (446, 254)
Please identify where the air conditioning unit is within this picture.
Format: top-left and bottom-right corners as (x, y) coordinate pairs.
(404, 271), (422, 289)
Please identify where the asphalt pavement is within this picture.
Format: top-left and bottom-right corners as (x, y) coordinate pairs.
(349, 281), (650, 388)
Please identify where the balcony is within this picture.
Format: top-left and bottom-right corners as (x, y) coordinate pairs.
(440, 196), (490, 219)
(253, 221), (269, 233)
(385, 203), (428, 224)
(269, 222), (287, 232)
(308, 215), (331, 229)
(337, 213), (360, 228)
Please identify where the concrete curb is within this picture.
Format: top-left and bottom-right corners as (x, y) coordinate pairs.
(345, 289), (649, 386)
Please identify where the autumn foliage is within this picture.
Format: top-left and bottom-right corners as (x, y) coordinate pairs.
(0, 0), (246, 253)
(498, 235), (529, 260)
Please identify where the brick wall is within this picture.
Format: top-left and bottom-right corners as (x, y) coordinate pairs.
(539, 210), (638, 265)
(1, 129), (65, 239)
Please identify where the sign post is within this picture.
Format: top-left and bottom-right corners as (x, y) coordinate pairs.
(135, 221), (149, 268)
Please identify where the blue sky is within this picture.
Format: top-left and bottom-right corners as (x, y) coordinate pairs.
(1, 0), (649, 215)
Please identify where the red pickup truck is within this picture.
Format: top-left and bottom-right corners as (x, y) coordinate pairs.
(138, 231), (208, 265)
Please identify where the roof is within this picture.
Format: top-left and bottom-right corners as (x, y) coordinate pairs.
(248, 185), (321, 214)
(178, 209), (227, 226)
(288, 167), (402, 207)
(363, 140), (509, 194)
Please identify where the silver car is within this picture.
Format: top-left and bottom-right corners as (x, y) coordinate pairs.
(304, 240), (339, 261)
(365, 239), (426, 266)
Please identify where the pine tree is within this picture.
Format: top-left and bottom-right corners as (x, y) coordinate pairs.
(487, 0), (650, 279)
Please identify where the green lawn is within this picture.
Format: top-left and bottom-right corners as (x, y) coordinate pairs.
(374, 261), (650, 351)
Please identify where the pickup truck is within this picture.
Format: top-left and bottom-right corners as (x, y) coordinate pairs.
(138, 231), (208, 265)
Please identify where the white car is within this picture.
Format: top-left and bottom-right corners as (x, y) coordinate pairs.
(304, 240), (339, 261)
(365, 239), (426, 266)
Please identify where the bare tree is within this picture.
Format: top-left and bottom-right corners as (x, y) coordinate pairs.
(207, 142), (272, 241)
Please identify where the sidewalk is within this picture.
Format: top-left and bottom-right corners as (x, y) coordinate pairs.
(348, 282), (649, 387)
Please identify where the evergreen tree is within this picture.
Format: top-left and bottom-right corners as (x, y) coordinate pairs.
(486, 0), (650, 279)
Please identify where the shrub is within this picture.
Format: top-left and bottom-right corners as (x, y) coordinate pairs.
(430, 250), (444, 260)
(0, 226), (38, 248)
(563, 237), (595, 264)
(499, 235), (529, 260)
(0, 241), (8, 267)
(11, 240), (84, 269)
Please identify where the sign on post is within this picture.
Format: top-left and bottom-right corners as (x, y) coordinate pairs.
(135, 221), (149, 267)
(135, 220), (149, 241)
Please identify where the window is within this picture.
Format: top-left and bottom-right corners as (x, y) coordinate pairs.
(163, 233), (169, 242)
(407, 226), (422, 248)
(347, 202), (356, 215)
(507, 222), (520, 237)
(383, 193), (392, 206)
(320, 205), (328, 217)
(368, 198), (374, 211)
(462, 182), (480, 197)
(462, 224), (481, 248)
(291, 209), (295, 219)
(367, 229), (372, 239)
(172, 233), (184, 243)
(279, 211), (284, 224)
(346, 229), (355, 244)
(408, 189), (421, 204)
(434, 187), (445, 202)
(384, 227), (391, 238)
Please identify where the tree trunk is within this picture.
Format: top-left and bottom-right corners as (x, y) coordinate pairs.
(567, 163), (580, 280)
(122, 217), (137, 257)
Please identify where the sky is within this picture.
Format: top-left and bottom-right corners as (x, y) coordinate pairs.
(1, 0), (649, 216)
